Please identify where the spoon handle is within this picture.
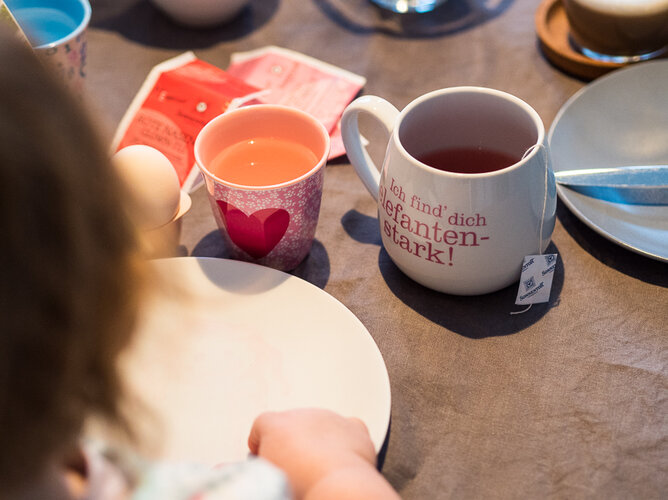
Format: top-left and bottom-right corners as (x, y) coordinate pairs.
(554, 165), (668, 205)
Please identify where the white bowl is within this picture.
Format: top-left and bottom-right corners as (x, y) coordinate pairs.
(150, 0), (250, 27)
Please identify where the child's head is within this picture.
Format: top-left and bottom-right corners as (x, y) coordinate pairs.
(0, 28), (143, 493)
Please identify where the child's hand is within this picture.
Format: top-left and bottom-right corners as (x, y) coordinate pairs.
(248, 408), (399, 500)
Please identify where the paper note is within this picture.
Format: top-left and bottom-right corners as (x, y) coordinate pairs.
(113, 48), (367, 191)
(227, 46), (366, 159)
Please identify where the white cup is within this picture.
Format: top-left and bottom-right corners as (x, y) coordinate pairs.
(341, 87), (557, 295)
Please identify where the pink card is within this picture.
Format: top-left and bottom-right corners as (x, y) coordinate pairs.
(226, 46), (366, 159)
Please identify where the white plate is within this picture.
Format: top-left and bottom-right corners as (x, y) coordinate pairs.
(548, 60), (668, 261)
(107, 257), (391, 464)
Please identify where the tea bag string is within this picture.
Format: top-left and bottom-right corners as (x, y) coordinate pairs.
(510, 142), (549, 316)
(530, 142), (549, 256)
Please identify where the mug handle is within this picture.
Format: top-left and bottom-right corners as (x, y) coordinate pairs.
(341, 96), (399, 201)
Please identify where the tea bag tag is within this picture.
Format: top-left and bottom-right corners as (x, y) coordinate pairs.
(515, 254), (558, 306)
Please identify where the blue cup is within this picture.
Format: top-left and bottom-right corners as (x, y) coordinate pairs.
(6, 0), (90, 47)
(6, 0), (91, 94)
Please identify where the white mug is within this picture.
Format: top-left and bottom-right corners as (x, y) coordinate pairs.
(341, 87), (557, 295)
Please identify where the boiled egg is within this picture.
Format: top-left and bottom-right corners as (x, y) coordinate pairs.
(112, 145), (183, 230)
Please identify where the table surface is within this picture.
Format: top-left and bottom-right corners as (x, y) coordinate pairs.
(86, 1), (667, 498)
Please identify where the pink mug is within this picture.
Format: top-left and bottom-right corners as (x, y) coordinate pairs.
(195, 105), (330, 271)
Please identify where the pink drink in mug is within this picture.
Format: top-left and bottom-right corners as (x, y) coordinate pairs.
(195, 105), (330, 271)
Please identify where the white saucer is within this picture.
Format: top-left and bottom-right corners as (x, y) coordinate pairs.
(549, 61), (668, 261)
(104, 257), (391, 464)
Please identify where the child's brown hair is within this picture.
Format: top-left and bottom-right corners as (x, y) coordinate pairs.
(0, 28), (143, 493)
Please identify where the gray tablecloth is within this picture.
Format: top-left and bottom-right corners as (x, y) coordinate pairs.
(86, 1), (667, 498)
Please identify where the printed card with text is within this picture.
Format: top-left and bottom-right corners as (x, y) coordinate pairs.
(112, 52), (261, 192)
(226, 46), (366, 159)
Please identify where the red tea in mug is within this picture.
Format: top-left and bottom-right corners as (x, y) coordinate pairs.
(209, 136), (319, 186)
(416, 147), (520, 174)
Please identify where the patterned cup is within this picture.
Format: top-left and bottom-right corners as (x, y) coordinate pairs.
(7, 0), (91, 95)
(195, 105), (330, 271)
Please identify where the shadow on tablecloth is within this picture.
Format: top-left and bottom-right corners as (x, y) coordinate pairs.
(556, 200), (668, 288)
(342, 209), (563, 338)
(90, 0), (279, 49)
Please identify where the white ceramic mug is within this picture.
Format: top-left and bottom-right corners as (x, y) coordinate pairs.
(341, 87), (557, 295)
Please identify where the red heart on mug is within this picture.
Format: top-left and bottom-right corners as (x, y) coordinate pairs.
(216, 201), (290, 259)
